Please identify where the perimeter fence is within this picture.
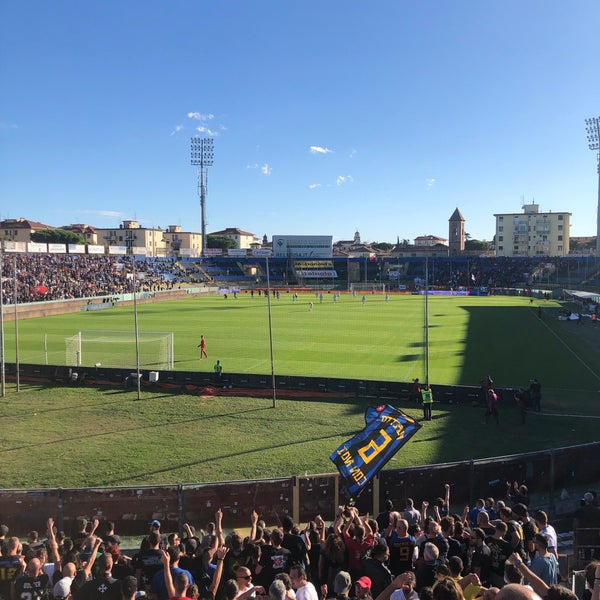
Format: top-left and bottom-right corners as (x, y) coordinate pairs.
(0, 442), (598, 538)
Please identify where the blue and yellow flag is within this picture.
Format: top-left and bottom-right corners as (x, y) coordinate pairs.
(331, 404), (421, 498)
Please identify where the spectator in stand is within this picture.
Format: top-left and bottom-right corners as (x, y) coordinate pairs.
(0, 536), (24, 600)
(467, 501), (487, 529)
(415, 543), (439, 592)
(120, 576), (138, 600)
(255, 530), (292, 589)
(133, 531), (164, 591)
(354, 576), (372, 600)
(485, 499), (499, 522)
(418, 522), (449, 567)
(13, 557), (49, 600)
(270, 580), (288, 600)
(390, 571), (418, 600)
(360, 542), (393, 599)
(403, 500), (422, 528)
(150, 546), (195, 600)
(342, 507), (374, 582)
(469, 529), (491, 587)
(386, 517), (417, 576)
(511, 504), (538, 562)
(377, 501), (395, 535)
(73, 552), (121, 600)
(575, 493), (600, 529)
(506, 483), (530, 508)
(485, 522), (511, 588)
(282, 516), (309, 570)
(439, 518), (461, 560)
(476, 513), (495, 538)
(528, 535), (558, 587)
(532, 511), (557, 559)
(319, 532), (346, 595)
(105, 521), (122, 547)
(290, 565), (318, 600)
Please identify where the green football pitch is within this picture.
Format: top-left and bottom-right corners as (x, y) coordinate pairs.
(1, 292), (600, 488)
(4, 291), (600, 391)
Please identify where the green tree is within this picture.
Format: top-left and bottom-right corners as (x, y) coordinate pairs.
(464, 239), (492, 251)
(206, 235), (238, 251)
(371, 242), (394, 252)
(31, 229), (87, 245)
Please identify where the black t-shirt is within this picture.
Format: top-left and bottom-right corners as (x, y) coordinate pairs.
(0, 556), (22, 600)
(485, 536), (512, 577)
(13, 574), (50, 600)
(256, 546), (292, 588)
(471, 545), (492, 585)
(132, 549), (163, 588)
(282, 533), (307, 567)
(74, 575), (121, 600)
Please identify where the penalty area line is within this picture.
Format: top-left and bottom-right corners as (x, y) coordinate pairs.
(540, 412), (600, 419)
(538, 316), (600, 382)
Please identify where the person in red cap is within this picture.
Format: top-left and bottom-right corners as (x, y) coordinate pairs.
(354, 576), (372, 600)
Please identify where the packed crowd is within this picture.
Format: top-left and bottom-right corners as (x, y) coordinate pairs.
(1, 485), (599, 600)
(0, 255), (184, 304)
(0, 253), (581, 306)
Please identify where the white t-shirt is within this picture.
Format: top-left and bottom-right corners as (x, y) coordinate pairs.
(295, 582), (318, 600)
(391, 589), (418, 600)
(539, 525), (558, 552)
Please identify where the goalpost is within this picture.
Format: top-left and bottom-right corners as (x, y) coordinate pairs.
(65, 330), (174, 370)
(349, 283), (387, 294)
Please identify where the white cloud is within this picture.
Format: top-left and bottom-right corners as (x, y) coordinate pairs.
(196, 125), (219, 136)
(426, 178), (436, 188)
(308, 183), (321, 189)
(310, 145), (332, 154)
(0, 121), (18, 130)
(170, 124), (184, 136)
(261, 163), (272, 176)
(349, 148), (357, 158)
(336, 175), (354, 186)
(187, 112), (214, 121)
(246, 163), (259, 170)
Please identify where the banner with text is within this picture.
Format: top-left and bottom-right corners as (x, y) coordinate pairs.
(331, 404), (421, 499)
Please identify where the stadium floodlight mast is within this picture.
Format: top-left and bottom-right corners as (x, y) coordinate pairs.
(190, 137), (214, 257)
(585, 117), (600, 254)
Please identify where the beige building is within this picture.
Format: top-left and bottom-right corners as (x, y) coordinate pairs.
(163, 225), (203, 257)
(414, 234), (447, 247)
(0, 217), (55, 243)
(208, 227), (259, 249)
(494, 203), (570, 257)
(95, 220), (168, 256)
(61, 224), (98, 245)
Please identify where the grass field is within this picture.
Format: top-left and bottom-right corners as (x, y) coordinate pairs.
(0, 383), (598, 489)
(3, 292), (600, 390)
(1, 291), (598, 489)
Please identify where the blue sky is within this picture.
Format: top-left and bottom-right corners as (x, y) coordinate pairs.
(1, 1), (599, 244)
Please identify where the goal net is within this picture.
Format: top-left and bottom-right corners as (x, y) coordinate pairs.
(349, 283), (387, 294)
(65, 330), (174, 370)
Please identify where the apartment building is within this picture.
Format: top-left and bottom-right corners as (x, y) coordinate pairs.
(494, 203), (570, 257)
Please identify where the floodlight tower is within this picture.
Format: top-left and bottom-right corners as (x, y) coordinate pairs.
(585, 117), (600, 254)
(190, 137), (214, 257)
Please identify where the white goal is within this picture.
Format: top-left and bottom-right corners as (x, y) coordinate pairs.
(349, 283), (387, 294)
(65, 330), (174, 370)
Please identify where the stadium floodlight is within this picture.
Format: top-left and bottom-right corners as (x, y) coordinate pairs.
(190, 137), (214, 257)
(585, 117), (600, 253)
